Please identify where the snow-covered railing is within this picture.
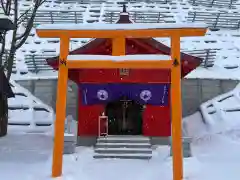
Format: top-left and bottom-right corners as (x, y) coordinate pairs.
(21, 10), (85, 26)
(24, 53), (57, 73)
(103, 10), (176, 24)
(57, 0), (108, 4)
(188, 0), (239, 9)
(58, 0), (173, 4)
(17, 0), (184, 26)
(125, 0), (173, 4)
(5, 0), (240, 80)
(20, 4), (178, 25)
(183, 49), (217, 67)
(187, 11), (240, 29)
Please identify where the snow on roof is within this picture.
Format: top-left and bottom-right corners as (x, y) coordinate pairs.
(37, 22), (207, 30)
(8, 0), (240, 80)
(7, 81), (54, 133)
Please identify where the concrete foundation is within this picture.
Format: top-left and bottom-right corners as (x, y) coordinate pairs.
(182, 79), (239, 116)
(64, 134), (77, 154)
(150, 136), (170, 145)
(169, 137), (192, 158)
(77, 136), (97, 146)
(16, 79), (78, 120)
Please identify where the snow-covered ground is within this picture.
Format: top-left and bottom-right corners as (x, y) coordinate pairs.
(2, 0), (240, 179)
(1, 124), (240, 180)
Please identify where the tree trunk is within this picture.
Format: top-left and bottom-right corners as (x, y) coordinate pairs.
(6, 51), (16, 80)
(0, 94), (8, 137)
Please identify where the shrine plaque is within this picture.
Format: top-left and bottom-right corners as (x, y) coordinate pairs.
(119, 68), (129, 76)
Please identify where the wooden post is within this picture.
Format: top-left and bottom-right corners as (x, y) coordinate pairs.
(52, 36), (70, 178)
(51, 80), (58, 111)
(112, 37), (126, 56)
(112, 37), (126, 78)
(171, 35), (183, 180)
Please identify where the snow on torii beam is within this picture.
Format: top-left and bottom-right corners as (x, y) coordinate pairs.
(37, 23), (206, 38)
(36, 22), (207, 180)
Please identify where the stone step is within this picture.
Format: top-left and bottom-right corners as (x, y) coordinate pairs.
(97, 139), (150, 144)
(97, 136), (150, 144)
(95, 147), (152, 154)
(98, 135), (150, 140)
(95, 142), (151, 149)
(94, 136), (152, 160)
(93, 153), (152, 160)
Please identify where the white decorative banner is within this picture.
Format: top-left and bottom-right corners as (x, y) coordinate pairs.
(161, 85), (168, 104)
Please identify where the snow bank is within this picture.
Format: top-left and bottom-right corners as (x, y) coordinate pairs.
(183, 82), (240, 142)
(200, 83), (240, 133)
(7, 81), (55, 133)
(182, 112), (208, 138)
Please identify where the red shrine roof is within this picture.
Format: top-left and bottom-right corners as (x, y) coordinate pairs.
(46, 6), (202, 82)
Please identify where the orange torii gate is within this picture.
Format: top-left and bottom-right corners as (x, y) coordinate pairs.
(36, 23), (206, 180)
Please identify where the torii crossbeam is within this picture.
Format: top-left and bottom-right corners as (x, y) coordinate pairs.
(36, 22), (207, 180)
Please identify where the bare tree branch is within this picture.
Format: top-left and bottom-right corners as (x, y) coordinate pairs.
(16, 30), (27, 40)
(15, 0), (46, 49)
(6, 0), (18, 80)
(17, 7), (31, 22)
(17, 13), (31, 26)
(6, 0), (12, 15)
(15, 8), (36, 49)
(0, 31), (6, 66)
(0, 0), (46, 136)
(0, 0), (46, 79)
(0, 0), (7, 14)
(17, 0), (46, 26)
(1, 0), (12, 15)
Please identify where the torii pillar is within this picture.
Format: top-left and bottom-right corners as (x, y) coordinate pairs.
(36, 23), (206, 180)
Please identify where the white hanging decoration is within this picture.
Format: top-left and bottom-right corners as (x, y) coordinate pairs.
(161, 85), (168, 104)
(97, 89), (108, 101)
(140, 90), (152, 102)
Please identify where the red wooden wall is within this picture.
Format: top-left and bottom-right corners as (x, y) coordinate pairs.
(77, 68), (171, 137)
(48, 38), (199, 137)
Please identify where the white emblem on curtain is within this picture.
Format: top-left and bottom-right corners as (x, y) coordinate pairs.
(97, 89), (108, 100)
(140, 90), (152, 101)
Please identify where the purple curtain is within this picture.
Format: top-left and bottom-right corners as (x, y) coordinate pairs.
(79, 83), (169, 106)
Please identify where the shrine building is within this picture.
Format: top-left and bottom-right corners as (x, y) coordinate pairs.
(46, 7), (202, 145)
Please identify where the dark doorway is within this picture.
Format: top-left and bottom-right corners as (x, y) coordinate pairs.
(105, 96), (143, 135)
